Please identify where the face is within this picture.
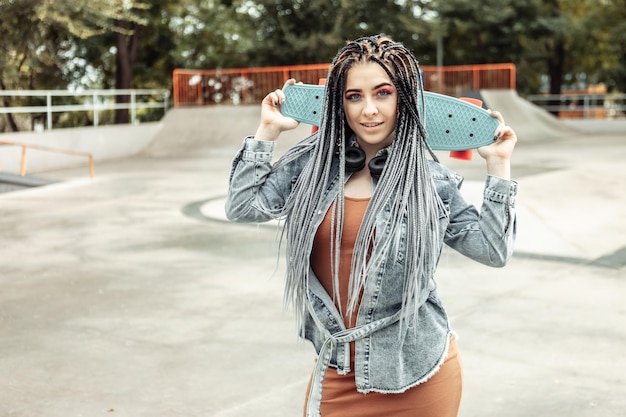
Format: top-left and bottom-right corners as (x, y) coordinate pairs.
(343, 62), (397, 153)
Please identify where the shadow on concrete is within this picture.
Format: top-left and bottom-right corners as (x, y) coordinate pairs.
(1, 101), (625, 417)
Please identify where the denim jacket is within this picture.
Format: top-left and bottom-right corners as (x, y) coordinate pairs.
(226, 136), (518, 417)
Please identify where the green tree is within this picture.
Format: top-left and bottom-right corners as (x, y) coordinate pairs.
(0, 0), (148, 131)
(427, 0), (548, 93)
(526, 0), (625, 98)
(237, 0), (428, 66)
(426, 0), (625, 96)
(561, 0), (626, 92)
(2, 0), (625, 132)
(167, 0), (257, 69)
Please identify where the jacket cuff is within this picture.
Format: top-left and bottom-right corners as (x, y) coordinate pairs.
(242, 136), (276, 162)
(484, 175), (518, 205)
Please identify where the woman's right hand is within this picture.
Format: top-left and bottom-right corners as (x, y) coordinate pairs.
(254, 78), (300, 141)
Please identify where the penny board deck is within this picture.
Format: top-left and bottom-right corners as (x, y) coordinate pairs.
(281, 83), (499, 151)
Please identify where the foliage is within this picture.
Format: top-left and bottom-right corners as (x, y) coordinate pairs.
(1, 0), (625, 131)
(0, 0), (150, 130)
(168, 0), (257, 69)
(236, 0), (432, 66)
(562, 0), (626, 92)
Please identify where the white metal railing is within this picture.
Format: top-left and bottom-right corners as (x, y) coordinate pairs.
(0, 89), (170, 130)
(525, 93), (626, 119)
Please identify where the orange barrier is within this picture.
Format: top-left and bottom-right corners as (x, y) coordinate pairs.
(422, 63), (516, 97)
(0, 140), (95, 178)
(173, 63), (515, 107)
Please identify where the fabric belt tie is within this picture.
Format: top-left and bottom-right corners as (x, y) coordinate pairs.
(305, 311), (401, 417)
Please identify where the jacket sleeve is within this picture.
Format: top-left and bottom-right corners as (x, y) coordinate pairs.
(443, 173), (518, 267)
(225, 136), (298, 223)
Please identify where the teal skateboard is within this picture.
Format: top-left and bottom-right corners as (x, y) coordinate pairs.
(281, 83), (499, 152)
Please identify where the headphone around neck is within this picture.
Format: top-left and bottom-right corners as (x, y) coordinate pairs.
(344, 145), (388, 179)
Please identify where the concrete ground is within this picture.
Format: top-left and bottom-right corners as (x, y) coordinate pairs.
(0, 107), (625, 417)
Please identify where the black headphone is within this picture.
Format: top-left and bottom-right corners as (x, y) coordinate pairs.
(344, 145), (388, 178)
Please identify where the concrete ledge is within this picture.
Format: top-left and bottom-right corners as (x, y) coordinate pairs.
(0, 122), (161, 175)
(563, 118), (626, 133)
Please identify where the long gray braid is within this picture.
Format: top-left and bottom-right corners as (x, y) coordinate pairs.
(272, 35), (445, 332)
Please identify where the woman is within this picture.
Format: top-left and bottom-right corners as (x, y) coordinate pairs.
(226, 35), (518, 417)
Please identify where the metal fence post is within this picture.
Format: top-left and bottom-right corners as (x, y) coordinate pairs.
(131, 90), (137, 124)
(93, 92), (99, 127)
(46, 93), (52, 130)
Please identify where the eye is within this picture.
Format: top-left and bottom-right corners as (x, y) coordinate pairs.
(345, 93), (362, 102)
(377, 88), (394, 98)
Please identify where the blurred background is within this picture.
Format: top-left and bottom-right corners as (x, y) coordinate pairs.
(1, 0), (624, 131)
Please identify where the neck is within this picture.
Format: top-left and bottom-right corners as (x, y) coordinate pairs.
(344, 169), (373, 199)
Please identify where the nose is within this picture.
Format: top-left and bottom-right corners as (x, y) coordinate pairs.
(363, 98), (378, 117)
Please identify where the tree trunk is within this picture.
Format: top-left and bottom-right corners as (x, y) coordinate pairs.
(547, 39), (565, 116)
(544, 0), (564, 116)
(0, 79), (20, 132)
(0, 104), (20, 132)
(114, 21), (140, 124)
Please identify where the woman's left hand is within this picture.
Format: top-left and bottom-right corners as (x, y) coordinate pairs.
(477, 110), (517, 179)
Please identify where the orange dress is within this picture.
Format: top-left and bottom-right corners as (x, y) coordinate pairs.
(307, 196), (463, 417)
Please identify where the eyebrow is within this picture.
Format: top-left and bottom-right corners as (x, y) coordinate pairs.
(345, 82), (394, 93)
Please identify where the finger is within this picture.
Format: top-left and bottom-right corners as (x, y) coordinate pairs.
(489, 109), (505, 124)
(503, 126), (517, 141)
(496, 126), (517, 143)
(275, 89), (286, 105)
(266, 91), (279, 106)
(282, 78), (296, 89)
(267, 89), (286, 106)
(494, 126), (503, 141)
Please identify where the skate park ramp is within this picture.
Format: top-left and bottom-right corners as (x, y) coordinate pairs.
(479, 89), (581, 140)
(144, 90), (583, 158)
(1, 93), (625, 417)
(141, 105), (312, 157)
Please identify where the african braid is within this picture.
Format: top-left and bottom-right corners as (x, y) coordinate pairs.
(271, 35), (445, 332)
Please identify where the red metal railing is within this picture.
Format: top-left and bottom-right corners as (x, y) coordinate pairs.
(422, 63), (516, 97)
(172, 63), (516, 107)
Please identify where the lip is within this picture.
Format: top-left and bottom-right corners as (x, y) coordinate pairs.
(360, 122), (383, 128)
